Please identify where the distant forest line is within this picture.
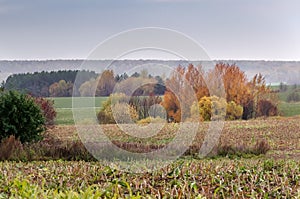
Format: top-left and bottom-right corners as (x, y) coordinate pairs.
(3, 69), (166, 97)
(1, 60), (300, 84)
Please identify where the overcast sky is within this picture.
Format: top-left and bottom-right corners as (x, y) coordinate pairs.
(0, 0), (299, 60)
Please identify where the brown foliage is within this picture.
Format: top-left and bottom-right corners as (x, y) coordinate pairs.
(96, 70), (116, 96)
(0, 135), (24, 161)
(257, 99), (278, 117)
(208, 63), (249, 105)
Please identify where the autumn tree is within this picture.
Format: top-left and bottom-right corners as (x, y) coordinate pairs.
(247, 74), (278, 118)
(208, 63), (249, 106)
(49, 80), (73, 97)
(208, 63), (277, 119)
(129, 95), (163, 119)
(96, 70), (116, 96)
(185, 64), (209, 99)
(78, 70), (116, 97)
(162, 65), (200, 122)
(114, 76), (157, 97)
(79, 78), (97, 97)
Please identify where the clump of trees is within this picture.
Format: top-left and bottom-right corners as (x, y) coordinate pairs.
(162, 63), (278, 122)
(97, 63), (278, 124)
(4, 62), (279, 125)
(79, 70), (116, 97)
(49, 80), (73, 97)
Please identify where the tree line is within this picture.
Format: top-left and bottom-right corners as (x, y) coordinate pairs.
(4, 69), (166, 97)
(97, 63), (278, 123)
(4, 63), (278, 121)
(4, 70), (97, 97)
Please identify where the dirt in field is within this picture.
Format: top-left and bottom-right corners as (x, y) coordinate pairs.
(45, 116), (300, 160)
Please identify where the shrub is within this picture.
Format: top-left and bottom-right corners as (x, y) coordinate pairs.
(226, 101), (243, 120)
(191, 96), (227, 121)
(198, 96), (212, 121)
(0, 135), (25, 161)
(216, 139), (270, 158)
(98, 93), (138, 124)
(112, 103), (139, 124)
(0, 91), (45, 143)
(32, 97), (56, 126)
(242, 99), (254, 120)
(257, 99), (278, 117)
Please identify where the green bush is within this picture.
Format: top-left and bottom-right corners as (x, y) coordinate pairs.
(0, 91), (45, 143)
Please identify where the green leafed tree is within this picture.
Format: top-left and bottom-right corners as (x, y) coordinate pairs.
(0, 91), (45, 143)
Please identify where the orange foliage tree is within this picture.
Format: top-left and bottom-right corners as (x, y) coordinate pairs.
(162, 62), (277, 121)
(162, 64), (206, 122)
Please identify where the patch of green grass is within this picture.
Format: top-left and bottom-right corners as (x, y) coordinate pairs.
(49, 97), (108, 108)
(279, 101), (300, 117)
(55, 108), (101, 125)
(48, 97), (107, 125)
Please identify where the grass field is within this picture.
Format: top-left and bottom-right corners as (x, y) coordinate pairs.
(50, 97), (300, 125)
(49, 97), (108, 109)
(279, 101), (300, 117)
(49, 97), (107, 125)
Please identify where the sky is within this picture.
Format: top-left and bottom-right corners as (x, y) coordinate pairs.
(0, 0), (299, 60)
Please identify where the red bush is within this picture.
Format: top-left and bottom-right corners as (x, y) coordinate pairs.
(33, 97), (57, 126)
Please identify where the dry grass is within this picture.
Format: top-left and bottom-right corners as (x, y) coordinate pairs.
(44, 116), (300, 160)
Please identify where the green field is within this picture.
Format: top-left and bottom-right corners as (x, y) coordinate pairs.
(49, 97), (107, 125)
(279, 101), (300, 117)
(49, 97), (108, 109)
(50, 96), (300, 125)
